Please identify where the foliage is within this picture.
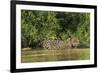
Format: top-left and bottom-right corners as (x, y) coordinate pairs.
(21, 10), (90, 48)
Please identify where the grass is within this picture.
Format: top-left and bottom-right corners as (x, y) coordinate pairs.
(21, 48), (90, 63)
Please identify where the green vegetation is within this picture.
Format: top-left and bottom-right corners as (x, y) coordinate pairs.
(21, 10), (90, 48)
(21, 48), (90, 63)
